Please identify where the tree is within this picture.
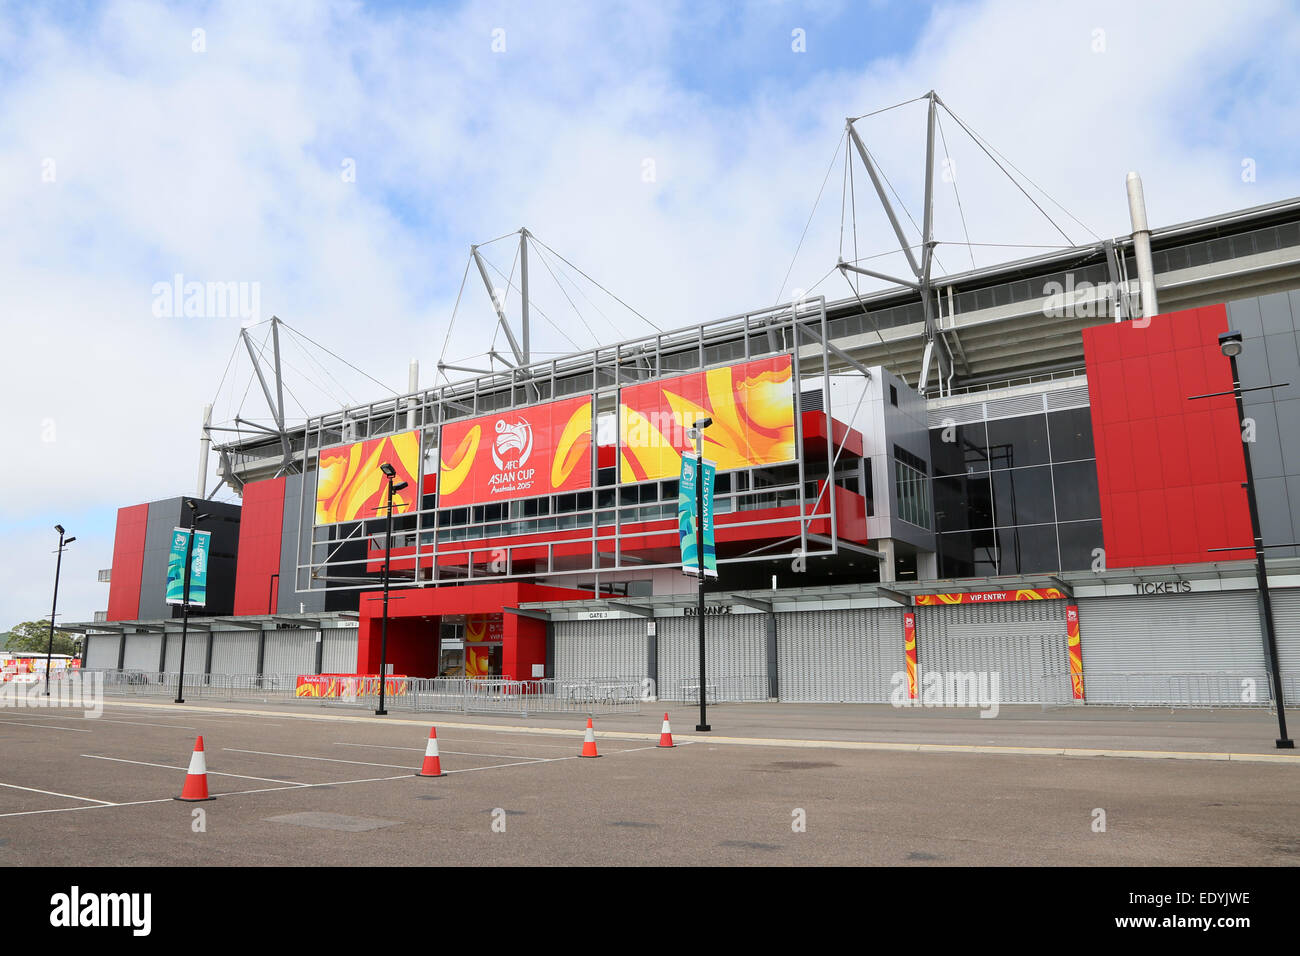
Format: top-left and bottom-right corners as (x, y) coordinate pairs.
(3, 620), (80, 657)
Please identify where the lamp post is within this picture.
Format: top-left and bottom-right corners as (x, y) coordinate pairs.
(1217, 331), (1292, 748)
(376, 462), (408, 716)
(176, 500), (210, 705)
(691, 418), (713, 732)
(43, 526), (75, 696)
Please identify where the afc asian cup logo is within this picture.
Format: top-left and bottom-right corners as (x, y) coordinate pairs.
(491, 418), (534, 470)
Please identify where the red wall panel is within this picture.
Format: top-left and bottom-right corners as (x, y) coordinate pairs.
(106, 503), (149, 621)
(1082, 304), (1253, 567)
(232, 477), (286, 615)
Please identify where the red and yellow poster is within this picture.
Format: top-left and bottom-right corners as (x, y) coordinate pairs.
(295, 674), (409, 697)
(316, 430), (421, 524)
(464, 613), (503, 679)
(618, 355), (796, 483)
(1066, 604), (1085, 700)
(438, 396), (592, 508)
(903, 611), (918, 700)
(914, 587), (1064, 606)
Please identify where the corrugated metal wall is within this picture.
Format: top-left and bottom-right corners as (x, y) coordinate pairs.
(163, 633), (208, 678)
(209, 631), (261, 675)
(261, 629), (317, 676)
(82, 634), (120, 670)
(1267, 589), (1300, 673)
(1077, 591), (1268, 704)
(322, 628), (359, 673)
(121, 633), (163, 671)
(916, 601), (1067, 704)
(553, 619), (647, 681)
(658, 613), (767, 701)
(777, 608), (898, 702)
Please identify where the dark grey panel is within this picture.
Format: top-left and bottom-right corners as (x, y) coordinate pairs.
(1276, 398), (1300, 477)
(1227, 297), (1264, 340)
(280, 473), (327, 614)
(1244, 401), (1284, 480)
(1258, 291), (1294, 336)
(1255, 477), (1294, 557)
(138, 498), (183, 620)
(1263, 332), (1300, 404)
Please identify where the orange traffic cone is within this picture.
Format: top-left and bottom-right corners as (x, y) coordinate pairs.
(580, 717), (601, 758)
(175, 735), (214, 802)
(657, 713), (675, 748)
(416, 727), (447, 777)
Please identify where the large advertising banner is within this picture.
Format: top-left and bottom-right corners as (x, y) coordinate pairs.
(165, 528), (211, 606)
(678, 455), (717, 577)
(437, 396), (592, 508)
(618, 354), (796, 483)
(316, 430), (422, 525)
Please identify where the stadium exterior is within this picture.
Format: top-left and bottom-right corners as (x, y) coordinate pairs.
(68, 189), (1300, 708)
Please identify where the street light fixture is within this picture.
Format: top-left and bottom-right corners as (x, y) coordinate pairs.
(1209, 330), (1291, 748)
(690, 417), (713, 733)
(176, 499), (210, 704)
(44, 526), (75, 696)
(376, 461), (408, 716)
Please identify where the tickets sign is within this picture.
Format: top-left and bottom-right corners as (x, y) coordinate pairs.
(438, 396), (592, 508)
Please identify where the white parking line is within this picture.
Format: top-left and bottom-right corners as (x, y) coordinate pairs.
(334, 742), (550, 761)
(225, 748), (414, 771)
(444, 756), (577, 774)
(0, 719), (92, 732)
(81, 754), (306, 786)
(0, 781), (116, 805)
(0, 798), (175, 819)
(54, 715), (199, 730)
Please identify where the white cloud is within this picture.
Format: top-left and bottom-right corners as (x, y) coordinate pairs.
(1, 0), (1297, 625)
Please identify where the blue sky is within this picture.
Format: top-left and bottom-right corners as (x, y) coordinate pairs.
(2, 0), (1298, 628)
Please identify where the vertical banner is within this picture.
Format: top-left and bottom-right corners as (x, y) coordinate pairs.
(903, 611), (918, 700)
(165, 528), (211, 607)
(678, 456), (717, 577)
(1066, 604), (1085, 700)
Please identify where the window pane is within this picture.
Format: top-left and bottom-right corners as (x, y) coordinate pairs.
(992, 465), (1056, 526)
(986, 414), (1050, 469)
(1047, 408), (1095, 462)
(930, 422), (991, 476)
(1053, 461), (1100, 521)
(1058, 520), (1103, 571)
(933, 474), (994, 532)
(996, 524), (1060, 575)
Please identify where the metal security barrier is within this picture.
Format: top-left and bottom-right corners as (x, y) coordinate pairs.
(656, 674), (768, 703)
(89, 671), (642, 717)
(1039, 670), (1300, 709)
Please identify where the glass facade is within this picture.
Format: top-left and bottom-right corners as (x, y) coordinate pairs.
(929, 406), (1101, 576)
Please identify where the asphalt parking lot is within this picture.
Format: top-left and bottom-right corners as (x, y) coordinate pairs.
(2, 700), (1298, 866)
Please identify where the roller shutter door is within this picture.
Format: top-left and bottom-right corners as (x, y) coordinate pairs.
(1267, 589), (1300, 676)
(122, 633), (163, 672)
(658, 613), (767, 701)
(553, 619), (647, 682)
(322, 628), (359, 673)
(1078, 591), (1268, 704)
(164, 633), (208, 682)
(777, 608), (898, 702)
(916, 601), (1067, 704)
(209, 631), (261, 675)
(261, 630), (317, 676)
(82, 634), (121, 670)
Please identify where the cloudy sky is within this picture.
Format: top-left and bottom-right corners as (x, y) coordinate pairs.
(2, 0), (1298, 629)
